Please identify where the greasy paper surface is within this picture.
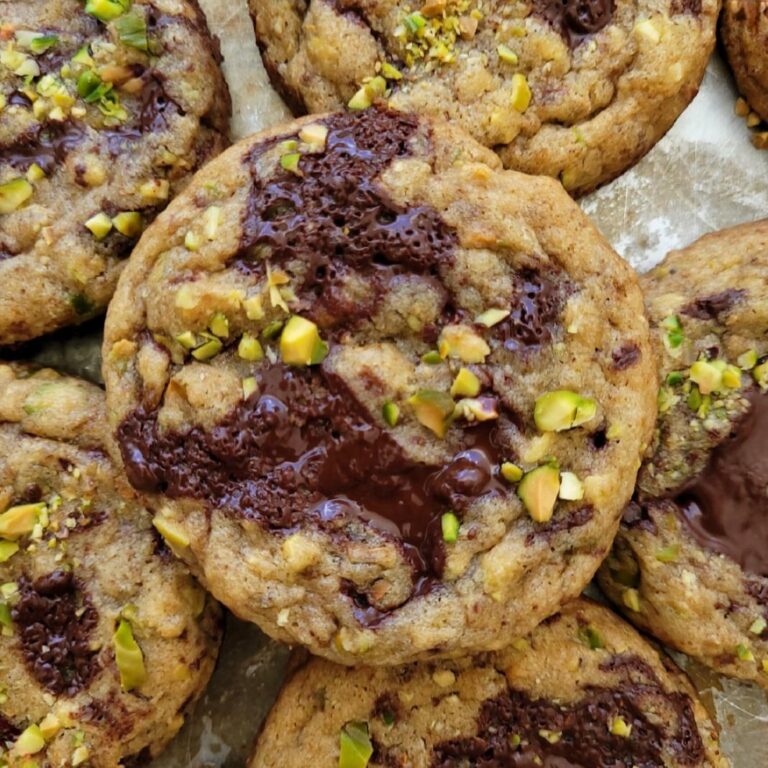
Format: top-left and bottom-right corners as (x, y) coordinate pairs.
(29, 0), (768, 763)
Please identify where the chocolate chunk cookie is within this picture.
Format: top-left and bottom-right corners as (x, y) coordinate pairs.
(102, 107), (656, 665)
(249, 599), (727, 768)
(0, 0), (230, 344)
(722, 0), (768, 123)
(249, 0), (718, 196)
(598, 219), (768, 691)
(0, 364), (221, 765)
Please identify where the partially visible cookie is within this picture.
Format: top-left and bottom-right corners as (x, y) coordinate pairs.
(598, 219), (768, 690)
(0, 364), (221, 766)
(722, 0), (768, 124)
(249, 0), (718, 195)
(102, 106), (657, 666)
(0, 0), (230, 344)
(249, 599), (727, 768)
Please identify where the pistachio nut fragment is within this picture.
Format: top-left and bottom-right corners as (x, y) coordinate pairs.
(339, 722), (373, 768)
(298, 123), (329, 150)
(0, 541), (19, 563)
(661, 314), (683, 354)
(84, 212), (113, 240)
(518, 465), (560, 523)
(382, 401), (400, 427)
(0, 178), (33, 214)
(209, 312), (230, 339)
(475, 308), (510, 328)
(238, 333), (264, 361)
(280, 316), (328, 366)
(558, 471), (584, 501)
(450, 367), (481, 398)
(454, 397), (499, 422)
(113, 618), (147, 691)
(749, 617), (767, 636)
(13, 725), (45, 756)
(438, 325), (491, 364)
(421, 350), (443, 365)
(380, 62), (402, 81)
(610, 716), (632, 738)
(655, 544), (679, 563)
(689, 360), (722, 395)
(623, 588), (641, 612)
(115, 12), (149, 51)
(0, 503), (45, 540)
(736, 643), (755, 662)
(152, 515), (190, 550)
(348, 76), (386, 111)
(738, 349), (758, 370)
(441, 511), (460, 543)
(85, 0), (130, 22)
(112, 211), (142, 237)
(579, 624), (604, 650)
(753, 360), (768, 390)
(280, 152), (302, 175)
(497, 44), (518, 65)
(175, 331), (197, 350)
(510, 73), (531, 112)
(242, 377), (258, 399)
(500, 462), (523, 483)
(534, 390), (596, 432)
(408, 390), (454, 438)
(191, 334), (222, 362)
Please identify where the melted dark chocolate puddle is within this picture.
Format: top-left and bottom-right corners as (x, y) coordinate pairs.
(431, 656), (703, 768)
(675, 389), (768, 577)
(532, 0), (616, 45)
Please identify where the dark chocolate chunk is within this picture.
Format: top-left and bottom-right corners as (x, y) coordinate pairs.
(612, 343), (641, 371)
(0, 713), (20, 744)
(671, 0), (702, 14)
(12, 570), (99, 696)
(532, 0), (616, 45)
(682, 289), (745, 321)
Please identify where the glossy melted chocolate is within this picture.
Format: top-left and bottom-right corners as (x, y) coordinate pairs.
(676, 389), (768, 577)
(532, 0), (616, 44)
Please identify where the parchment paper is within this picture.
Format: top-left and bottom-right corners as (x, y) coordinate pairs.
(30, 0), (768, 763)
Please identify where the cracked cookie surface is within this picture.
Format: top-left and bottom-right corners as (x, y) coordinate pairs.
(249, 599), (726, 768)
(0, 0), (230, 344)
(598, 219), (768, 691)
(0, 363), (221, 766)
(103, 107), (656, 665)
(249, 0), (718, 195)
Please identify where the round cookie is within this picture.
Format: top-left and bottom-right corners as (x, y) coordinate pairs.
(249, 0), (718, 196)
(598, 219), (768, 690)
(103, 106), (656, 665)
(0, 0), (230, 344)
(0, 364), (221, 766)
(721, 0), (768, 123)
(250, 599), (727, 768)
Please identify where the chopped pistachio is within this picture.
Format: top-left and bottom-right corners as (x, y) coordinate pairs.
(348, 76), (387, 111)
(655, 544), (680, 563)
(441, 511), (460, 543)
(753, 360), (768, 390)
(722, 364), (742, 389)
(475, 308), (510, 327)
(13, 725), (46, 757)
(497, 44), (518, 65)
(421, 350), (443, 365)
(243, 376), (258, 399)
(689, 360), (722, 395)
(510, 73), (531, 112)
(243, 295), (265, 321)
(339, 722), (373, 768)
(15, 31), (59, 54)
(623, 588), (641, 613)
(558, 471), (584, 501)
(451, 367), (481, 398)
(209, 312), (230, 339)
(0, 178), (34, 215)
(736, 643), (755, 662)
(0, 541), (19, 563)
(579, 624), (604, 650)
(113, 618), (146, 690)
(634, 17), (661, 44)
(72, 746), (90, 766)
(85, 0), (130, 22)
(500, 462), (523, 483)
(84, 212), (113, 240)
(238, 333), (264, 361)
(152, 515), (190, 550)
(538, 730), (561, 744)
(382, 401), (400, 427)
(139, 179), (169, 201)
(534, 390), (597, 432)
(280, 152), (302, 175)
(261, 319), (285, 340)
(191, 334), (222, 362)
(737, 349), (758, 370)
(609, 716), (632, 738)
(438, 325), (491, 363)
(112, 211), (142, 237)
(0, 503), (45, 540)
(115, 12), (149, 51)
(661, 314), (684, 352)
(454, 397), (499, 422)
(280, 316), (328, 366)
(408, 390), (455, 438)
(184, 230), (201, 251)
(665, 371), (684, 386)
(298, 123), (329, 149)
(38, 713), (61, 740)
(749, 617), (767, 636)
(175, 331), (198, 350)
(380, 62), (403, 81)
(518, 464), (560, 523)
(203, 205), (222, 240)
(26, 163), (46, 183)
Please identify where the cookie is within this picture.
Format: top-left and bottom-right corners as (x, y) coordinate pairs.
(722, 0), (768, 124)
(102, 106), (656, 665)
(0, 0), (230, 344)
(249, 598), (726, 768)
(598, 219), (768, 690)
(0, 364), (221, 766)
(249, 0), (718, 196)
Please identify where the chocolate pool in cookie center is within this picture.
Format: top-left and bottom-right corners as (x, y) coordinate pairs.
(677, 388), (768, 577)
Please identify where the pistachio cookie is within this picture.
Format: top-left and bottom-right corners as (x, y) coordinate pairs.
(722, 0), (768, 124)
(598, 220), (768, 690)
(103, 106), (656, 665)
(0, 0), (230, 344)
(249, 0), (718, 196)
(250, 599), (726, 768)
(0, 364), (221, 766)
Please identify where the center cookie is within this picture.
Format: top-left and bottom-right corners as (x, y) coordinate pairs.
(249, 0), (718, 195)
(103, 107), (656, 665)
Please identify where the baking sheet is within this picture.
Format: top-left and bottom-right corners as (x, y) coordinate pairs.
(27, 0), (768, 763)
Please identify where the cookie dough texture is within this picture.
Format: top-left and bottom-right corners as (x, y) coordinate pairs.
(0, 0), (230, 344)
(722, 0), (768, 122)
(249, 0), (718, 196)
(103, 107), (656, 665)
(0, 364), (221, 766)
(598, 220), (768, 690)
(250, 599), (727, 768)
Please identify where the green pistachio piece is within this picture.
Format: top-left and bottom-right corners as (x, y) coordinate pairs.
(753, 359), (768, 390)
(655, 544), (680, 563)
(441, 511), (460, 543)
(736, 643), (755, 662)
(238, 333), (264, 361)
(191, 334), (222, 362)
(661, 314), (684, 350)
(85, 0), (130, 22)
(113, 618), (147, 691)
(610, 716), (632, 738)
(451, 368), (481, 398)
(243, 377), (258, 399)
(518, 464), (560, 523)
(749, 617), (767, 636)
(510, 73), (531, 112)
(261, 319), (285, 341)
(13, 725), (46, 757)
(0, 541), (19, 563)
(280, 316), (328, 366)
(407, 390), (454, 438)
(454, 397), (499, 423)
(31, 35), (59, 54)
(558, 471), (583, 501)
(534, 390), (597, 433)
(382, 401), (400, 427)
(689, 360), (723, 395)
(380, 62), (402, 80)
(623, 588), (641, 612)
(475, 308), (510, 328)
(722, 364), (742, 389)
(497, 44), (518, 65)
(26, 163), (46, 183)
(209, 312), (230, 339)
(72, 46), (94, 66)
(0, 602), (11, 628)
(280, 152), (302, 175)
(152, 515), (189, 550)
(666, 371), (684, 386)
(579, 625), (604, 650)
(0, 503), (45, 540)
(438, 325), (491, 364)
(500, 462), (523, 483)
(112, 212), (142, 238)
(403, 11), (427, 34)
(339, 722), (373, 768)
(738, 349), (758, 370)
(77, 70), (110, 102)
(175, 331), (198, 350)
(84, 212), (113, 240)
(0, 178), (33, 214)
(115, 11), (148, 50)
(421, 350), (443, 365)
